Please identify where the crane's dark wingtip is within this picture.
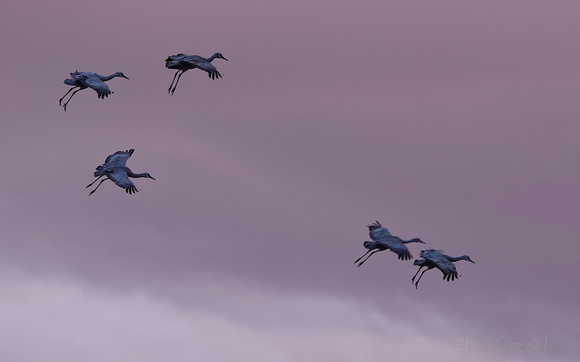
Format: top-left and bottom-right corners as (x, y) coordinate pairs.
(398, 253), (412, 261)
(125, 186), (139, 195)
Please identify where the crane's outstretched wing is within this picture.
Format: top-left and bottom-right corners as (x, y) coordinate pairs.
(186, 57), (223, 80)
(413, 258), (432, 267)
(107, 170), (138, 195)
(103, 149), (134, 168)
(422, 252), (459, 281)
(436, 258), (459, 281)
(420, 249), (444, 259)
(165, 53), (187, 62)
(386, 241), (413, 260)
(72, 71), (97, 78)
(165, 53), (188, 69)
(83, 76), (112, 99)
(64, 71), (85, 86)
(366, 221), (412, 259)
(64, 78), (81, 86)
(367, 221), (392, 241)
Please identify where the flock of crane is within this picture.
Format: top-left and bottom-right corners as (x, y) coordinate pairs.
(59, 52), (228, 194)
(355, 221), (474, 288)
(60, 52), (473, 288)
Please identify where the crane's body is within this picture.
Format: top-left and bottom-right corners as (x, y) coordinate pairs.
(411, 249), (474, 288)
(354, 221), (425, 267)
(59, 71), (129, 111)
(165, 52), (228, 94)
(86, 149), (155, 195)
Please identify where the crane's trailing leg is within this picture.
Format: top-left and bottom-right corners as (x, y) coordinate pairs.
(86, 175), (104, 189)
(61, 88), (83, 111)
(357, 250), (381, 267)
(411, 266), (424, 284)
(414, 269), (429, 289)
(59, 87), (78, 106)
(88, 178), (107, 196)
(354, 250), (373, 265)
(168, 70), (181, 94)
(170, 70), (187, 95)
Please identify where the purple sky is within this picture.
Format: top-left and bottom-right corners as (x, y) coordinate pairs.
(1, 0), (579, 361)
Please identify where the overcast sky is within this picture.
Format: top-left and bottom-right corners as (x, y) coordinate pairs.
(1, 0), (578, 361)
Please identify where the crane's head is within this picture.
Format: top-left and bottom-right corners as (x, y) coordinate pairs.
(410, 237), (426, 244)
(214, 53), (228, 61)
(461, 255), (475, 263)
(114, 72), (129, 80)
(143, 173), (155, 180)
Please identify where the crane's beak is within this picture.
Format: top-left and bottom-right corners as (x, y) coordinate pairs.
(122, 75), (130, 79)
(222, 56), (229, 61)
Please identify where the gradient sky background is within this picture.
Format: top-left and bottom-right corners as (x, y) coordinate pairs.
(1, 0), (579, 361)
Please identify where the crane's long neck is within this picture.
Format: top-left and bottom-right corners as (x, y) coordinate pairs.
(99, 73), (121, 82)
(127, 171), (150, 178)
(400, 237), (423, 244)
(206, 54), (219, 62)
(445, 255), (469, 262)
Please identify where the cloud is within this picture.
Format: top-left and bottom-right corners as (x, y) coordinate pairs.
(1, 274), (515, 362)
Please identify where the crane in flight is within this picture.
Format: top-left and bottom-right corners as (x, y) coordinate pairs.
(59, 71), (129, 111)
(411, 249), (474, 288)
(165, 52), (228, 94)
(354, 221), (425, 267)
(86, 149), (155, 195)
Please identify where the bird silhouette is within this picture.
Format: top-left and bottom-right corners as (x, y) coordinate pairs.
(59, 71), (129, 111)
(411, 249), (474, 288)
(165, 52), (228, 94)
(86, 149), (155, 195)
(354, 221), (425, 267)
